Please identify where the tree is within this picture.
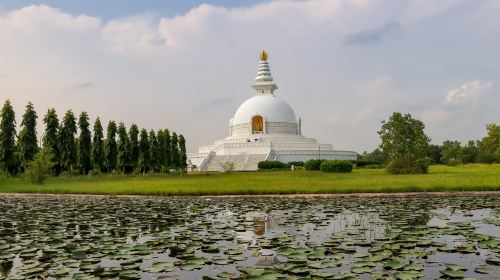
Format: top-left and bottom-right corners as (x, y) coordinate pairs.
(178, 134), (187, 171)
(105, 121), (118, 172)
(43, 108), (61, 175)
(18, 102), (38, 170)
(138, 129), (150, 174)
(171, 132), (180, 169)
(117, 122), (130, 173)
(378, 112), (430, 174)
(0, 100), (17, 173)
(27, 147), (53, 185)
(217, 160), (235, 173)
(481, 123), (500, 154)
(91, 117), (105, 172)
(462, 140), (480, 164)
(128, 124), (139, 173)
(358, 148), (387, 164)
(149, 130), (159, 172)
(59, 110), (78, 171)
(426, 144), (441, 165)
(478, 123), (500, 163)
(440, 140), (463, 165)
(164, 129), (172, 168)
(78, 112), (92, 174)
(157, 130), (167, 173)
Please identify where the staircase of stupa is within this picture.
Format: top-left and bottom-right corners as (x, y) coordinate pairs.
(200, 154), (267, 171)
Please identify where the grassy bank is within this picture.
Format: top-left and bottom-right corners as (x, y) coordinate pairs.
(0, 164), (499, 196)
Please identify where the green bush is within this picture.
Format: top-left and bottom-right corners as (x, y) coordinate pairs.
(258, 160), (289, 170)
(26, 148), (54, 185)
(361, 164), (384, 169)
(386, 158), (428, 174)
(477, 152), (500, 164)
(304, 159), (325, 170)
(354, 160), (381, 167)
(88, 170), (100, 176)
(416, 157), (431, 173)
(447, 158), (461, 166)
(288, 161), (304, 167)
(319, 160), (353, 173)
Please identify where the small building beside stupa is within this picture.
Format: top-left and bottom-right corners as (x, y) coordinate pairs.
(188, 51), (357, 171)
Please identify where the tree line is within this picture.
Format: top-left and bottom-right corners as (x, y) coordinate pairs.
(359, 112), (500, 173)
(0, 100), (187, 175)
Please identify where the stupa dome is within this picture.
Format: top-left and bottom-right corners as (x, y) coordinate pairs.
(232, 94), (297, 125)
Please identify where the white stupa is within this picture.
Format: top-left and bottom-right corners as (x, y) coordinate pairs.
(188, 51), (357, 171)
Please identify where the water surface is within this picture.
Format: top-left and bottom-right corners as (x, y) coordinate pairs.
(0, 195), (499, 279)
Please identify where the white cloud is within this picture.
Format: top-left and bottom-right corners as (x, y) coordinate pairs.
(102, 15), (165, 53)
(445, 80), (493, 105)
(0, 5), (100, 34)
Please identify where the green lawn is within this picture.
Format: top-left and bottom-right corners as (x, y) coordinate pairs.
(0, 164), (499, 196)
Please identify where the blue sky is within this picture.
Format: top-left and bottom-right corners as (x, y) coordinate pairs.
(0, 0), (499, 152)
(0, 0), (268, 19)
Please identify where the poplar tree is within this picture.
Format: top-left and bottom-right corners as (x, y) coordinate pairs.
(138, 129), (150, 174)
(18, 102), (38, 170)
(117, 122), (130, 173)
(164, 129), (172, 168)
(0, 100), (17, 173)
(60, 110), (77, 171)
(149, 129), (159, 172)
(43, 108), (60, 175)
(128, 124), (139, 173)
(178, 134), (187, 170)
(156, 130), (167, 173)
(105, 121), (117, 172)
(91, 117), (105, 172)
(171, 132), (180, 169)
(78, 112), (92, 174)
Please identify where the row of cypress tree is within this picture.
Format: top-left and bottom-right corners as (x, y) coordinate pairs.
(0, 100), (187, 175)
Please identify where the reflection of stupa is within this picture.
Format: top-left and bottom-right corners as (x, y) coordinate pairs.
(188, 51), (357, 171)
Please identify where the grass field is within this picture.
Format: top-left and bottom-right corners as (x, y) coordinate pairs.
(0, 164), (499, 196)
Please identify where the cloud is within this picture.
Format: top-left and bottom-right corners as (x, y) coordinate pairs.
(74, 82), (92, 91)
(445, 80), (493, 105)
(102, 15), (165, 53)
(0, 5), (100, 34)
(344, 20), (400, 45)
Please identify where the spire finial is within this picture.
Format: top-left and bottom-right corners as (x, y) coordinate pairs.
(260, 50), (268, 61)
(253, 50), (277, 95)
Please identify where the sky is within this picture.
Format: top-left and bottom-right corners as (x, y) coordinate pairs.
(0, 0), (499, 153)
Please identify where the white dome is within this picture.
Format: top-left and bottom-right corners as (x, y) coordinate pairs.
(232, 94), (297, 125)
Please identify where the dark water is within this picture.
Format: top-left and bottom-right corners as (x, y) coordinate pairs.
(0, 195), (499, 279)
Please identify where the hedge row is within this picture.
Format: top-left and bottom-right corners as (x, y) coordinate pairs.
(304, 159), (325, 170)
(259, 159), (354, 172)
(319, 160), (353, 173)
(257, 161), (289, 170)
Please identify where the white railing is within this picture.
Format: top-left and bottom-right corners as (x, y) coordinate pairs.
(187, 152), (209, 158)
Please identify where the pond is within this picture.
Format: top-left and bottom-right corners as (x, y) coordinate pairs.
(0, 195), (499, 279)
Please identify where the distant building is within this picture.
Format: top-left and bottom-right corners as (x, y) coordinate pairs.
(188, 51), (356, 171)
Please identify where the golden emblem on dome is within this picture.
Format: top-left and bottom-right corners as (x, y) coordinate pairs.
(259, 50), (268, 61)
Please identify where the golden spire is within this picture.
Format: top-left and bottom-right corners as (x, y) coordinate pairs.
(259, 50), (268, 61)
